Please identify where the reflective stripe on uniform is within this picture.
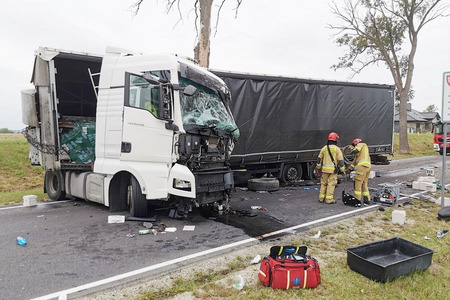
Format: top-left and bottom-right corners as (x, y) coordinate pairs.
(357, 159), (371, 167)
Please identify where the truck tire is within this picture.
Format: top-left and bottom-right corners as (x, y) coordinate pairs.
(281, 164), (302, 184)
(44, 170), (66, 201)
(129, 176), (148, 218)
(248, 178), (279, 192)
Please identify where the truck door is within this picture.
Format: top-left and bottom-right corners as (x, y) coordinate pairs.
(121, 72), (174, 198)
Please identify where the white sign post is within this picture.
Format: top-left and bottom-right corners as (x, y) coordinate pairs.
(442, 72), (450, 122)
(441, 72), (450, 208)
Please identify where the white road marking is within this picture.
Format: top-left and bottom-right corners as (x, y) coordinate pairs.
(0, 200), (73, 211)
(31, 190), (430, 300)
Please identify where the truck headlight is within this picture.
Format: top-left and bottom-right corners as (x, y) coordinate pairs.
(173, 178), (192, 190)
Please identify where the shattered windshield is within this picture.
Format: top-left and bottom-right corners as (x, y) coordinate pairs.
(179, 76), (239, 138)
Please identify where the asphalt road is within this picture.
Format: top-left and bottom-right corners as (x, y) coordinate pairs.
(0, 155), (448, 300)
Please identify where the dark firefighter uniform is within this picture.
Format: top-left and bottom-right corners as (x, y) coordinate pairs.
(347, 138), (371, 204)
(317, 132), (346, 204)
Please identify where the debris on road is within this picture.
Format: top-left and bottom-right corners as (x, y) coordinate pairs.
(16, 237), (27, 246)
(126, 216), (157, 222)
(108, 215), (125, 223)
(23, 195), (37, 207)
(183, 225), (195, 231)
(143, 222), (153, 228)
(165, 227), (177, 232)
(126, 233), (135, 238)
(251, 206), (267, 211)
(138, 229), (151, 235)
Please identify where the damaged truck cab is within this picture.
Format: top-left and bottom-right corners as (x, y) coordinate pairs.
(21, 47), (239, 218)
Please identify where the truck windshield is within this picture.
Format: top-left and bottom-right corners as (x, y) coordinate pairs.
(179, 76), (239, 138)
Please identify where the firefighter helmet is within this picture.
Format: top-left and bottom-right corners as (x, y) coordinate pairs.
(328, 132), (340, 142)
(352, 138), (362, 146)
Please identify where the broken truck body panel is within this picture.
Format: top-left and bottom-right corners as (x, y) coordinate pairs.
(212, 71), (395, 183)
(21, 46), (238, 217)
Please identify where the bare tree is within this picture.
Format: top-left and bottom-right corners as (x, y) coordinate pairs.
(329, 0), (448, 154)
(132, 0), (242, 68)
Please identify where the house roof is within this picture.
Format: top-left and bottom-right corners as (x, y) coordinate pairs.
(394, 108), (439, 122)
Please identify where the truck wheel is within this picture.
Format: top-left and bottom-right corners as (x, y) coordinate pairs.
(129, 176), (148, 217)
(281, 164), (302, 184)
(248, 178), (279, 192)
(44, 170), (66, 201)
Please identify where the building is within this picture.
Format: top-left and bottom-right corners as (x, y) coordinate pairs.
(394, 103), (440, 133)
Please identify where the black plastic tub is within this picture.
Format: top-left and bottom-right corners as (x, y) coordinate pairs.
(347, 237), (434, 282)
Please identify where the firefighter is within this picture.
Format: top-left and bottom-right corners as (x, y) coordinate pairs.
(317, 132), (346, 204)
(346, 138), (372, 205)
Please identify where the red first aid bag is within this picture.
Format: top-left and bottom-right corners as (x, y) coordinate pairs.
(258, 245), (321, 289)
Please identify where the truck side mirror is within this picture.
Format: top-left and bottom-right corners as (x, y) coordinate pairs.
(159, 84), (173, 120)
(183, 85), (197, 97)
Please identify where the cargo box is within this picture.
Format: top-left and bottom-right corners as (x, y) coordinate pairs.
(347, 237), (434, 282)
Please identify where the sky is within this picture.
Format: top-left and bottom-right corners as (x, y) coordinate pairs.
(1, 0), (449, 130)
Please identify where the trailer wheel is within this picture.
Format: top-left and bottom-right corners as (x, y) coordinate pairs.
(248, 178), (279, 192)
(44, 170), (66, 201)
(129, 176), (148, 217)
(304, 162), (320, 182)
(281, 164), (302, 184)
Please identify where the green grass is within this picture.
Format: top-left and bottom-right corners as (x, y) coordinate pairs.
(0, 134), (46, 205)
(390, 132), (437, 160)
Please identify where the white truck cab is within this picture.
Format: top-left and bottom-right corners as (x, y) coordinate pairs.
(21, 46), (239, 218)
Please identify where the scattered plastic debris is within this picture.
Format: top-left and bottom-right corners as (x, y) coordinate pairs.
(303, 187), (311, 190)
(233, 275), (245, 290)
(312, 230), (321, 239)
(251, 206), (267, 211)
(256, 191), (268, 193)
(251, 255), (261, 264)
(165, 227), (177, 232)
(424, 236), (430, 240)
(183, 225), (195, 231)
(314, 187), (319, 191)
(143, 222), (153, 228)
(138, 229), (151, 235)
(16, 236), (27, 246)
(151, 229), (158, 235)
(126, 233), (135, 238)
(108, 215), (125, 224)
(437, 229), (449, 240)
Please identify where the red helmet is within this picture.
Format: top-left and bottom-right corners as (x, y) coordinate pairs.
(352, 138), (362, 146)
(328, 132), (340, 142)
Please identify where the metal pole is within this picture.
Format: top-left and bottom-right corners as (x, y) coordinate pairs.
(441, 123), (447, 208)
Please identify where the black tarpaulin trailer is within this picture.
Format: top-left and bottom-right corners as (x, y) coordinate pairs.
(212, 70), (395, 184)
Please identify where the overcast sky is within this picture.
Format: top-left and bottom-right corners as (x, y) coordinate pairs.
(1, 0), (449, 130)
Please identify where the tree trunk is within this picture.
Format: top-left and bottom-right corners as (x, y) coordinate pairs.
(398, 88), (410, 154)
(194, 0), (213, 68)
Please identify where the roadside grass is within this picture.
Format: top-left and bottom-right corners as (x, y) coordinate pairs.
(133, 200), (450, 300)
(0, 134), (46, 205)
(389, 132), (437, 160)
